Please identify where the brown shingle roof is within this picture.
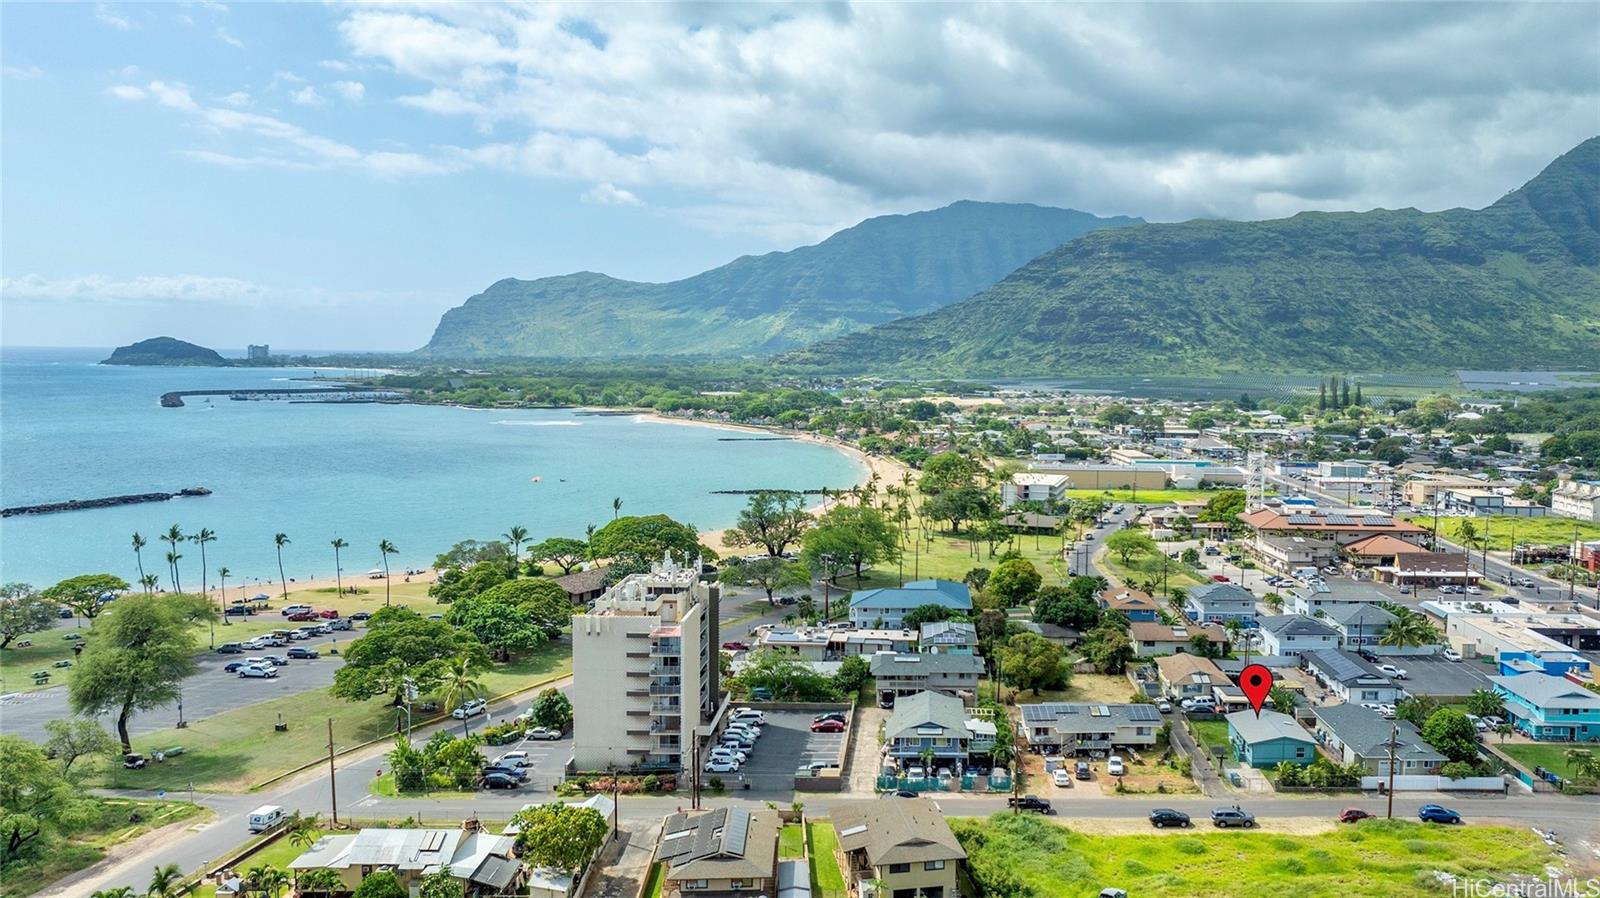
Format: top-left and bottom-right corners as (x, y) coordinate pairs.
(830, 800), (965, 867)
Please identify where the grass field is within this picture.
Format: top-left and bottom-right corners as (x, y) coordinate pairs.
(1062, 488), (1216, 505)
(1403, 515), (1600, 551)
(1099, 550), (1207, 592)
(837, 514), (1075, 595)
(1189, 719), (1232, 757)
(84, 642), (571, 792)
(951, 813), (1558, 898)
(642, 862), (664, 898)
(1496, 743), (1597, 782)
(806, 822), (847, 898)
(3, 798), (207, 898)
(779, 823), (806, 859)
(993, 673), (1138, 706)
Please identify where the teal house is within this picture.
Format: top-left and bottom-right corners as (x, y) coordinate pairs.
(1225, 710), (1316, 768)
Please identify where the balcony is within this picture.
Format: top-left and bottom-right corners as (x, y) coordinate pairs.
(650, 683), (681, 696)
(651, 640), (682, 657)
(651, 663), (683, 677)
(650, 718), (676, 734)
(652, 699), (682, 713)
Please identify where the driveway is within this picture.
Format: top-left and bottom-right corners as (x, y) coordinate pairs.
(844, 705), (889, 793)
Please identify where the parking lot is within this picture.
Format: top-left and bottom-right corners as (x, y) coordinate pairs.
(1388, 654), (1496, 700)
(718, 709), (846, 794)
(485, 728), (573, 792)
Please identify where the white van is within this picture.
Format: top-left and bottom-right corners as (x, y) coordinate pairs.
(1292, 567), (1319, 581)
(248, 805), (286, 833)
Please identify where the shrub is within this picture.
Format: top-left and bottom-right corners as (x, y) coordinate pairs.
(707, 776), (724, 792)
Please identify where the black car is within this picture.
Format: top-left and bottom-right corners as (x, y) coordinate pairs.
(1007, 796), (1054, 814)
(287, 646), (319, 659)
(891, 790), (921, 798)
(482, 772), (520, 790)
(216, 643), (243, 654)
(813, 711), (847, 724)
(350, 610), (373, 621)
(223, 661), (247, 673)
(481, 765), (528, 782)
(1149, 808), (1192, 828)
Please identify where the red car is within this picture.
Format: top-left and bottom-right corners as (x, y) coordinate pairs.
(319, 609), (340, 619)
(1339, 808), (1374, 824)
(810, 719), (845, 733)
(1210, 574), (1230, 583)
(721, 641), (749, 651)
(287, 611), (316, 621)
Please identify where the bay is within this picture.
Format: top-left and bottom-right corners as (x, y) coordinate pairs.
(0, 347), (865, 587)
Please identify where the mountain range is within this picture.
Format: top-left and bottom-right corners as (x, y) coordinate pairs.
(421, 202), (1141, 359)
(790, 137), (1600, 375)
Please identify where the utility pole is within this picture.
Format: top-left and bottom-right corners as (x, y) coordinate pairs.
(691, 741), (701, 810)
(1385, 721), (1397, 819)
(327, 718), (339, 828)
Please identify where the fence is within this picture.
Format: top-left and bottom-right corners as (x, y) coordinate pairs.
(1359, 775), (1508, 792)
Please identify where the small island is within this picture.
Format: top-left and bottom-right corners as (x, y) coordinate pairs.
(102, 336), (232, 367)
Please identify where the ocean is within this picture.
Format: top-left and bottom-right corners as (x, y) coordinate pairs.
(0, 347), (865, 587)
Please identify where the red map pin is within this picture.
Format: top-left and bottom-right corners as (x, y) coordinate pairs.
(1240, 663), (1273, 717)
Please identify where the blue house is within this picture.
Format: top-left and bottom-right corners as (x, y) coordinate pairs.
(1225, 709), (1317, 768)
(850, 580), (971, 628)
(1491, 674), (1600, 742)
(1184, 583), (1258, 624)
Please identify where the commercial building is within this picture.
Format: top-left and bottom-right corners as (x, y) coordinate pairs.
(1252, 535), (1338, 573)
(1238, 507), (1429, 547)
(1553, 481), (1600, 522)
(1444, 611), (1600, 674)
(1402, 474), (1518, 507)
(571, 556), (722, 772)
(1372, 552), (1483, 589)
(1440, 489), (1548, 518)
(1023, 463), (1169, 491)
(1000, 473), (1070, 509)
(832, 799), (966, 898)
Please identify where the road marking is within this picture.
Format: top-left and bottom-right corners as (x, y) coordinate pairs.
(356, 797), (379, 807)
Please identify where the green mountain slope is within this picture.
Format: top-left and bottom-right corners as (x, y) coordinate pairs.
(422, 202), (1140, 358)
(101, 337), (229, 366)
(789, 138), (1600, 375)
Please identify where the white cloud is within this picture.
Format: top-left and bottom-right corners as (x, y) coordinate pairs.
(215, 26), (244, 48)
(219, 91), (251, 107)
(107, 84), (147, 101)
(581, 182), (642, 206)
(319, 59), (352, 72)
(290, 86), (325, 107)
(4, 64), (45, 80)
(1, 273), (269, 304)
(332, 80), (366, 102)
(94, 3), (133, 30)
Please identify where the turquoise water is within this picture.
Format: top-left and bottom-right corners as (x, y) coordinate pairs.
(0, 348), (865, 587)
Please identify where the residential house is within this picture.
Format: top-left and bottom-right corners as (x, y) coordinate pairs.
(1552, 480), (1600, 522)
(1154, 654), (1227, 702)
(1303, 649), (1403, 705)
(1225, 710), (1317, 768)
(1324, 603), (1397, 650)
(1257, 614), (1342, 658)
(919, 621), (978, 654)
(1099, 588), (1160, 622)
(832, 799), (966, 898)
(1184, 583), (1258, 624)
(515, 796), (618, 898)
(882, 691), (994, 765)
(870, 652), (984, 705)
(287, 826), (523, 897)
(850, 580), (972, 628)
(1312, 704), (1446, 774)
(1129, 620), (1229, 657)
(1252, 535), (1338, 574)
(1018, 702), (1162, 753)
(1288, 582), (1391, 617)
(1490, 674), (1600, 742)
(656, 808), (781, 898)
(553, 566), (610, 605)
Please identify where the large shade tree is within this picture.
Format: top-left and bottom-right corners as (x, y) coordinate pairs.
(721, 491), (812, 557)
(41, 574), (129, 625)
(588, 514), (708, 565)
(331, 608), (490, 706)
(67, 592), (214, 751)
(0, 583), (56, 648)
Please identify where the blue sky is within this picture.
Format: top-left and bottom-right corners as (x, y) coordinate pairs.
(3, 2), (1595, 350)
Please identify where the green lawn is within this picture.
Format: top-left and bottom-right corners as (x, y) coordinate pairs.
(806, 822), (847, 898)
(1099, 550), (1206, 592)
(779, 823), (806, 859)
(1404, 515), (1600, 551)
(642, 862), (664, 898)
(1189, 719), (1232, 756)
(0, 631), (84, 694)
(837, 513), (1074, 596)
(1496, 743), (1597, 782)
(85, 642), (571, 792)
(3, 798), (207, 898)
(951, 813), (1559, 898)
(1062, 488), (1217, 505)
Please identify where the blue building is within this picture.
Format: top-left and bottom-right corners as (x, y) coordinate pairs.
(1497, 650), (1591, 678)
(1225, 710), (1317, 768)
(850, 579), (972, 628)
(1491, 674), (1600, 742)
(1184, 583), (1258, 624)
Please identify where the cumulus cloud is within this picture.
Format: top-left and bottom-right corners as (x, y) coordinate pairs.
(581, 182), (642, 206)
(4, 64), (45, 80)
(290, 85), (325, 107)
(1, 274), (270, 304)
(107, 84), (147, 101)
(94, 3), (133, 30)
(331, 80), (365, 101)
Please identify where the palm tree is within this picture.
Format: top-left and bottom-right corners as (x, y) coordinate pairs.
(295, 869), (341, 897)
(379, 539), (397, 606)
(191, 528), (216, 596)
(1565, 748), (1600, 786)
(612, 496), (622, 520)
(503, 526), (528, 574)
(1379, 608), (1440, 648)
(162, 524), (185, 591)
(140, 573), (160, 593)
(273, 532), (291, 600)
(246, 865), (289, 898)
(285, 810), (321, 849)
(442, 654), (486, 737)
(330, 538), (348, 597)
(131, 532), (149, 591)
(217, 566), (231, 625)
(1495, 722), (1514, 744)
(146, 862), (183, 898)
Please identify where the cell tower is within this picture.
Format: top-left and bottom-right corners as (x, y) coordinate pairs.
(1247, 450), (1268, 511)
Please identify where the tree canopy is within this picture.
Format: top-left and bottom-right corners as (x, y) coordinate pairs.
(41, 574), (129, 623)
(997, 632), (1069, 695)
(1033, 582), (1101, 631)
(510, 803), (608, 873)
(986, 558), (1042, 607)
(428, 560), (509, 605)
(332, 609), (490, 705)
(67, 592), (212, 751)
(530, 537), (589, 575)
(1421, 708), (1481, 764)
(918, 451), (982, 494)
(589, 514), (708, 565)
(0, 584), (56, 649)
(800, 504), (899, 580)
(721, 491), (812, 557)
(718, 557), (810, 605)
(443, 579), (569, 660)
(0, 736), (99, 871)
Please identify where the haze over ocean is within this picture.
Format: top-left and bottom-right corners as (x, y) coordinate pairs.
(0, 347), (865, 586)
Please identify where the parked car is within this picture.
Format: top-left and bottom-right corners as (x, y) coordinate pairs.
(262, 653), (290, 667)
(480, 764), (527, 781)
(350, 610), (373, 621)
(287, 612), (317, 623)
(1107, 756), (1125, 776)
(224, 661), (247, 673)
(1148, 808), (1191, 828)
(281, 604), (313, 617)
(710, 747), (748, 764)
(329, 618), (354, 631)
(1211, 807), (1256, 828)
(750, 687), (773, 700)
(481, 772), (521, 790)
(704, 758), (740, 773)
(242, 637), (269, 650)
(733, 709), (769, 724)
(722, 732), (756, 750)
(319, 609), (340, 619)
(238, 664), (277, 679)
(217, 643), (243, 654)
(1378, 664), (1409, 679)
(123, 753), (148, 769)
(452, 699), (488, 719)
(244, 657), (277, 669)
(287, 646), (319, 660)
(1007, 795), (1054, 814)
(1418, 804), (1462, 824)
(1210, 574), (1230, 583)
(526, 727), (562, 741)
(496, 751), (531, 769)
(224, 604), (255, 616)
(720, 641), (749, 651)
(1442, 649), (1463, 662)
(1157, 700), (1173, 713)
(1339, 808), (1374, 824)
(1075, 760), (1092, 780)
(1052, 768), (1073, 787)
(811, 719), (845, 733)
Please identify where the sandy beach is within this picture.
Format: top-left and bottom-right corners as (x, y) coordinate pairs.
(629, 412), (912, 554)
(185, 568), (438, 603)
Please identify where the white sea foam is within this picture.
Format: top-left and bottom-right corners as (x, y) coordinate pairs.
(494, 420), (581, 426)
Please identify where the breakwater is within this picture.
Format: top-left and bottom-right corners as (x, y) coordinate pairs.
(3, 487), (212, 518)
(159, 386), (380, 407)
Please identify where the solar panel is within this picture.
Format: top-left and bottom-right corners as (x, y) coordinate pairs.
(1128, 705), (1161, 722)
(722, 808), (750, 858)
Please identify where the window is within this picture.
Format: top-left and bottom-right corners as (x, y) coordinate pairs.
(925, 859), (946, 870)
(730, 880), (746, 889)
(889, 863), (911, 874)
(684, 880), (708, 890)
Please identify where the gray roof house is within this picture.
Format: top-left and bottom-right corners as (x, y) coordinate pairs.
(1303, 649), (1403, 704)
(850, 579), (971, 627)
(1324, 603), (1397, 648)
(883, 691), (994, 762)
(1312, 703), (1445, 774)
(919, 620), (978, 654)
(657, 808), (781, 898)
(1018, 702), (1162, 753)
(1257, 614), (1342, 658)
(871, 652), (984, 702)
(1184, 583), (1258, 623)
